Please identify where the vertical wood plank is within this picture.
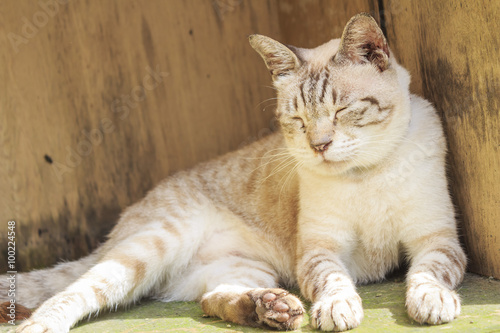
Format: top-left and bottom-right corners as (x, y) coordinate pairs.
(383, 0), (500, 278)
(277, 0), (379, 46)
(0, 0), (281, 270)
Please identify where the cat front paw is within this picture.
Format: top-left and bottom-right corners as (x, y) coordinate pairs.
(406, 274), (460, 324)
(310, 290), (363, 331)
(249, 288), (304, 330)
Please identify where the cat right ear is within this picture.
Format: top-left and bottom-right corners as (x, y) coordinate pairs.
(335, 13), (390, 71)
(249, 35), (301, 80)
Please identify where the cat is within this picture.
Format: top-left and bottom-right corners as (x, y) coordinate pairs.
(2, 13), (466, 332)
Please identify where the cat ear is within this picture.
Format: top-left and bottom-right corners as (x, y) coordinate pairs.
(335, 13), (390, 71)
(249, 34), (301, 80)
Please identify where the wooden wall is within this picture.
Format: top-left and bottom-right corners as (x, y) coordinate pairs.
(0, 0), (282, 271)
(1, 1), (499, 279)
(382, 0), (500, 279)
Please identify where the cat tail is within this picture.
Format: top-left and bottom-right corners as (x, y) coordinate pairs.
(0, 251), (99, 309)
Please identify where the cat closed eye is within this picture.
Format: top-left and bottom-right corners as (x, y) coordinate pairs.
(292, 117), (306, 132)
(334, 106), (349, 118)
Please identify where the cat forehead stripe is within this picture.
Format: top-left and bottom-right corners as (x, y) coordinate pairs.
(318, 72), (330, 104)
(299, 71), (336, 108)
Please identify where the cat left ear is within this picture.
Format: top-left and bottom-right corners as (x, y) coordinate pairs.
(335, 13), (390, 71)
(249, 34), (301, 80)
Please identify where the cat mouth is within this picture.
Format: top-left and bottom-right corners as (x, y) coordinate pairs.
(314, 143), (358, 163)
(321, 150), (355, 163)
(312, 154), (351, 168)
(316, 152), (360, 172)
(323, 158), (350, 166)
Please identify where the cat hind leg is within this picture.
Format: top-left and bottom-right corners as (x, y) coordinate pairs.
(15, 220), (200, 333)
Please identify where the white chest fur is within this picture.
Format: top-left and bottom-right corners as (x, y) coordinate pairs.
(299, 169), (404, 282)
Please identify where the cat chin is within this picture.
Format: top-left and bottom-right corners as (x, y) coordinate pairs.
(301, 154), (386, 178)
(301, 158), (358, 177)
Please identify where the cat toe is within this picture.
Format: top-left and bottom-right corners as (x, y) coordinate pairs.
(406, 277), (460, 325)
(311, 291), (364, 332)
(250, 288), (304, 330)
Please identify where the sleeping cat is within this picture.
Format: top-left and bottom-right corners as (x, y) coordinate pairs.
(3, 13), (466, 332)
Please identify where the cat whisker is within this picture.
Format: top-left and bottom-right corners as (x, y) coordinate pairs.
(255, 97), (289, 109)
(262, 105), (277, 112)
(349, 154), (372, 171)
(363, 133), (434, 150)
(248, 154), (295, 177)
(257, 155), (299, 187)
(278, 160), (303, 205)
(243, 151), (291, 161)
(243, 147), (306, 162)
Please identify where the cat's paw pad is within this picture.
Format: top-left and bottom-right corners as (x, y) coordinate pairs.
(311, 290), (364, 331)
(250, 288), (304, 330)
(406, 277), (460, 324)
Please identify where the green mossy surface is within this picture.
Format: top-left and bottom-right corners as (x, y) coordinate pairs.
(2, 274), (499, 332)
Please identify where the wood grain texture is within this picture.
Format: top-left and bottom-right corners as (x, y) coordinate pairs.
(277, 0), (380, 47)
(383, 0), (500, 278)
(0, 0), (281, 270)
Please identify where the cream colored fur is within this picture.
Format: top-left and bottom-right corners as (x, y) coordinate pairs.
(1, 13), (465, 332)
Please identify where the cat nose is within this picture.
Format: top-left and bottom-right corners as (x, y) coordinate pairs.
(310, 139), (332, 152)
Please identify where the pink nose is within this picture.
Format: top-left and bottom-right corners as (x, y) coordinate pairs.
(311, 140), (332, 152)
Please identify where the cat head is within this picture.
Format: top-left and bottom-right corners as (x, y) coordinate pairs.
(250, 13), (411, 176)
